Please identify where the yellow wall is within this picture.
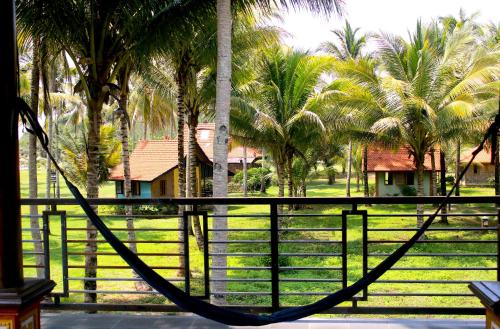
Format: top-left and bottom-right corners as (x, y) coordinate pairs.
(151, 171), (175, 197)
(152, 165), (202, 198)
(173, 168), (179, 197)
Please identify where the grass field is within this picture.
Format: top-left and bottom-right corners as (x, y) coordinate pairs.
(19, 169), (498, 313)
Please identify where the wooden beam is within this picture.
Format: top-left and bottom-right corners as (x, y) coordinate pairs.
(0, 0), (23, 289)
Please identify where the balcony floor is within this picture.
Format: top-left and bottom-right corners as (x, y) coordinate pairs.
(41, 313), (484, 329)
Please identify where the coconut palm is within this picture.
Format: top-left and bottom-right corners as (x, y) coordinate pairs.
(231, 47), (332, 202)
(23, 36), (45, 278)
(320, 20), (369, 197)
(17, 0), (218, 303)
(368, 23), (499, 225)
(320, 21), (367, 60)
(212, 0), (344, 304)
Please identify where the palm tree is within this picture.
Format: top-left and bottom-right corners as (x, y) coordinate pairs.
(212, 0), (344, 304)
(320, 21), (367, 60)
(232, 47), (332, 203)
(25, 36), (45, 278)
(320, 20), (368, 197)
(18, 0), (217, 303)
(369, 23), (499, 226)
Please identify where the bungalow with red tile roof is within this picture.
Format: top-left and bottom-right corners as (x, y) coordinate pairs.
(109, 123), (262, 198)
(109, 138), (213, 198)
(460, 147), (494, 186)
(366, 147), (440, 196)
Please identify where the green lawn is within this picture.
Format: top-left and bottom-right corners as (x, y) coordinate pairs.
(19, 170), (498, 313)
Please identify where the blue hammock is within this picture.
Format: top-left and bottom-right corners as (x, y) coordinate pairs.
(16, 97), (500, 326)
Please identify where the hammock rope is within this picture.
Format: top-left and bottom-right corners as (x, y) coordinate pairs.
(16, 97), (500, 326)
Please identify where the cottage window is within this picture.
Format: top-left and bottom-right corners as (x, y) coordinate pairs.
(160, 180), (166, 196)
(131, 181), (141, 196)
(115, 181), (124, 195)
(384, 172), (393, 185)
(406, 172), (415, 185)
(473, 165), (479, 174)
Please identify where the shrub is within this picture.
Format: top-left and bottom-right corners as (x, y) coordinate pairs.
(114, 203), (177, 215)
(400, 185), (417, 196)
(369, 185), (376, 196)
(227, 181), (242, 193)
(487, 176), (495, 187)
(445, 175), (455, 184)
(232, 167), (272, 192)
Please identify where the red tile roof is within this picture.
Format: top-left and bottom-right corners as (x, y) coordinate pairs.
(109, 139), (184, 181)
(194, 123), (262, 163)
(460, 146), (493, 164)
(110, 123), (262, 181)
(366, 147), (440, 172)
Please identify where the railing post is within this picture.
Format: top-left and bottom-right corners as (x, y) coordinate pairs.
(341, 210), (348, 289)
(183, 211), (190, 295)
(270, 203), (280, 311)
(202, 212), (210, 299)
(497, 208), (500, 281)
(42, 212), (51, 280)
(362, 210), (368, 299)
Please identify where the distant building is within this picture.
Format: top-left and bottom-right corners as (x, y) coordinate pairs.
(460, 147), (494, 186)
(195, 123), (262, 173)
(366, 147), (440, 196)
(109, 138), (213, 198)
(109, 123), (263, 198)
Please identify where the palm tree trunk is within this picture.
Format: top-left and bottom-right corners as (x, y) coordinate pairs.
(45, 106), (53, 202)
(212, 0), (231, 304)
(54, 111), (60, 199)
(188, 113), (204, 251)
(440, 150), (448, 224)
(455, 140), (461, 196)
(430, 149), (437, 196)
(176, 71), (187, 277)
(356, 171), (360, 192)
(45, 62), (56, 203)
(260, 149), (266, 193)
(416, 160), (425, 228)
(277, 161), (285, 198)
(346, 140), (352, 197)
(287, 155), (293, 211)
(243, 146), (248, 197)
(29, 37), (44, 278)
(276, 160), (286, 226)
(118, 83), (149, 291)
(84, 98), (102, 304)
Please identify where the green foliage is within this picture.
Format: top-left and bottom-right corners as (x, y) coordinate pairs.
(115, 204), (177, 215)
(59, 124), (121, 188)
(400, 185), (417, 196)
(232, 167), (272, 192)
(446, 175), (456, 184)
(369, 184), (376, 196)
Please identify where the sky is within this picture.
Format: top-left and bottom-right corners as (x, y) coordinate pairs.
(278, 0), (500, 52)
